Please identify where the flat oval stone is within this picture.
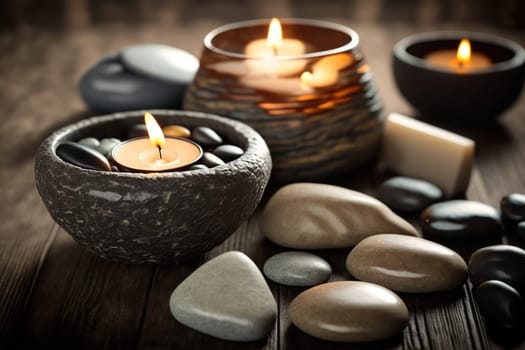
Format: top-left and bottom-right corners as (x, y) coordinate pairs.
(346, 234), (467, 293)
(420, 200), (502, 240)
(128, 124), (148, 139)
(170, 251), (277, 341)
(469, 245), (525, 293)
(97, 137), (121, 156)
(263, 252), (331, 287)
(288, 281), (409, 342)
(80, 53), (188, 113)
(261, 183), (418, 249)
(374, 176), (443, 213)
(56, 142), (112, 172)
(213, 144), (244, 162)
(162, 125), (191, 139)
(501, 193), (525, 222)
(201, 152), (225, 167)
(475, 280), (522, 329)
(192, 127), (223, 147)
(121, 44), (198, 84)
(78, 137), (100, 149)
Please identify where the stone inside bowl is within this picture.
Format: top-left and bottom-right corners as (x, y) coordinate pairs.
(392, 31), (525, 124)
(35, 110), (272, 264)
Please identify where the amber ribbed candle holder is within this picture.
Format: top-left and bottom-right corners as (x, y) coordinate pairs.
(184, 18), (383, 183)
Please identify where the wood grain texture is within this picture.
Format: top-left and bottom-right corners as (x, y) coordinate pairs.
(1, 0), (525, 349)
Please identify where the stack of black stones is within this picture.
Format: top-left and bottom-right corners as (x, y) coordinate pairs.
(56, 124), (244, 173)
(373, 177), (525, 335)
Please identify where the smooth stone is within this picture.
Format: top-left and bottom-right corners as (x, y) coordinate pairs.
(213, 144), (244, 162)
(188, 164), (208, 171)
(78, 137), (100, 149)
(374, 176), (443, 213)
(346, 234), (467, 293)
(121, 44), (198, 84)
(192, 127), (223, 147)
(475, 280), (523, 329)
(420, 200), (502, 240)
(288, 281), (409, 342)
(97, 137), (121, 156)
(128, 124), (148, 139)
(469, 245), (525, 293)
(169, 251), (277, 341)
(56, 142), (112, 172)
(260, 183), (418, 249)
(501, 193), (525, 222)
(80, 53), (187, 113)
(111, 165), (120, 172)
(263, 252), (331, 287)
(162, 125), (191, 139)
(201, 152), (225, 168)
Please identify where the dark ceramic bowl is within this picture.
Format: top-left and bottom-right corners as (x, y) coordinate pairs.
(393, 31), (525, 124)
(35, 110), (272, 264)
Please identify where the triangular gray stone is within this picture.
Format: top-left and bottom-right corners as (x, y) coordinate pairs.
(169, 251), (277, 341)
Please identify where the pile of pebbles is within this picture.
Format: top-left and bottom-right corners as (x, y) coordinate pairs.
(374, 177), (525, 332)
(55, 123), (244, 172)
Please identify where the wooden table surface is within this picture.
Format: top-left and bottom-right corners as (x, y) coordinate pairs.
(1, 0), (525, 349)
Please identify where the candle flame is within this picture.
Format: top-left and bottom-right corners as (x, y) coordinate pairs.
(267, 18), (283, 54)
(457, 39), (471, 65)
(144, 112), (165, 150)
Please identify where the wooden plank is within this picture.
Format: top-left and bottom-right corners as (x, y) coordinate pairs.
(20, 227), (154, 350)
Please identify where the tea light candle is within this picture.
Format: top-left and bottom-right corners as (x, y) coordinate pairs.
(425, 38), (492, 72)
(245, 18), (307, 76)
(112, 113), (202, 172)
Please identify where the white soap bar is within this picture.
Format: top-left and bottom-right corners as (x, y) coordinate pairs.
(382, 113), (475, 198)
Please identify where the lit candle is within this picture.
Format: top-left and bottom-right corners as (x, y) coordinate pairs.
(424, 38), (491, 72)
(244, 18), (307, 76)
(112, 113), (202, 172)
(300, 53), (354, 88)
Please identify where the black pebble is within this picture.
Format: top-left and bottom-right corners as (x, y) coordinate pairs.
(188, 164), (209, 171)
(469, 245), (525, 293)
(517, 222), (525, 241)
(475, 280), (523, 329)
(56, 142), (112, 172)
(374, 176), (443, 213)
(501, 193), (525, 221)
(192, 127), (223, 147)
(213, 144), (244, 162)
(420, 200), (502, 240)
(201, 152), (225, 168)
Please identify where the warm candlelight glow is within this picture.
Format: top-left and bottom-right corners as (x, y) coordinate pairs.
(267, 18), (283, 54)
(457, 39), (471, 65)
(144, 112), (165, 150)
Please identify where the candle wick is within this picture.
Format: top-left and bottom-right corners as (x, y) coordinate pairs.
(157, 145), (163, 160)
(458, 61), (464, 69)
(272, 45), (278, 56)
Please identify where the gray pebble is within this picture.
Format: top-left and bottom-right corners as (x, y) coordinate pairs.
(201, 152), (225, 167)
(98, 138), (121, 156)
(263, 251), (331, 286)
(121, 44), (198, 84)
(170, 251), (277, 341)
(80, 53), (188, 113)
(78, 137), (100, 149)
(188, 164), (208, 171)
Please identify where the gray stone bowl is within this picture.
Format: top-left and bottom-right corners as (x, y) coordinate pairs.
(35, 110), (272, 264)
